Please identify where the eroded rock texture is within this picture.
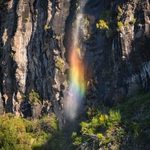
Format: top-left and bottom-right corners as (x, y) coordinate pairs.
(0, 0), (70, 129)
(0, 0), (150, 130)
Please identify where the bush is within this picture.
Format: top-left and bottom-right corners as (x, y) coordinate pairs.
(98, 20), (109, 29)
(55, 57), (65, 72)
(0, 115), (32, 150)
(73, 92), (150, 149)
(0, 113), (60, 150)
(44, 25), (51, 30)
(29, 89), (41, 105)
(129, 18), (136, 25)
(117, 21), (124, 31)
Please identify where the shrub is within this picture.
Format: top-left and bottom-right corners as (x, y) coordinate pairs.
(96, 20), (109, 29)
(0, 115), (32, 150)
(117, 6), (123, 20)
(25, 18), (29, 21)
(118, 6), (122, 13)
(129, 18), (136, 25)
(55, 35), (61, 41)
(55, 57), (65, 72)
(0, 113), (60, 150)
(117, 21), (124, 31)
(84, 18), (90, 26)
(96, 10), (113, 38)
(29, 89), (41, 105)
(10, 51), (15, 57)
(44, 25), (50, 30)
(72, 90), (150, 149)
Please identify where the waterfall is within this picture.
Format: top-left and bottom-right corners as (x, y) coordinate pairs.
(65, 1), (88, 120)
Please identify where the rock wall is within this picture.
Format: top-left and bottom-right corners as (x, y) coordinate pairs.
(0, 0), (150, 130)
(0, 0), (71, 128)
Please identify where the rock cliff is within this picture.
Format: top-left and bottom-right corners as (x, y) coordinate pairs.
(0, 0), (150, 130)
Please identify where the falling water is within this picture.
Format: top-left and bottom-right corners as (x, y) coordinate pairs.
(65, 1), (88, 120)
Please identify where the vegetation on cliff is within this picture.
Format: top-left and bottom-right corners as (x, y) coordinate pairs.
(0, 91), (150, 150)
(72, 91), (150, 149)
(0, 113), (60, 150)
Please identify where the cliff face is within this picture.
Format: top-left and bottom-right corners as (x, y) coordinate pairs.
(0, 0), (150, 129)
(0, 0), (71, 129)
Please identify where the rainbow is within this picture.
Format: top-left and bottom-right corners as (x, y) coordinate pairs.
(65, 2), (87, 120)
(65, 45), (86, 120)
(69, 46), (85, 101)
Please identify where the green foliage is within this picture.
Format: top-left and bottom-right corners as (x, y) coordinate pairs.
(72, 19), (79, 27)
(55, 35), (61, 41)
(20, 94), (26, 100)
(25, 18), (29, 21)
(0, 114), (31, 150)
(44, 25), (51, 30)
(29, 89), (41, 105)
(72, 108), (122, 148)
(84, 18), (90, 26)
(73, 92), (150, 149)
(0, 113), (59, 150)
(62, 80), (68, 88)
(72, 136), (82, 146)
(96, 10), (113, 38)
(96, 20), (109, 30)
(125, 22), (129, 27)
(96, 10), (111, 29)
(10, 51), (15, 57)
(129, 18), (136, 25)
(117, 6), (123, 20)
(55, 57), (65, 72)
(117, 21), (124, 31)
(118, 6), (122, 13)
(76, 2), (78, 7)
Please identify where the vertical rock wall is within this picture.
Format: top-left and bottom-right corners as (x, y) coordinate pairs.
(0, 0), (71, 128)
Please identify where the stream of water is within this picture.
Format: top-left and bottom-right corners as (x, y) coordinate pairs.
(65, 1), (88, 120)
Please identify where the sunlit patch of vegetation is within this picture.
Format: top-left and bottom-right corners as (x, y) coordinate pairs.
(129, 18), (136, 25)
(25, 18), (29, 21)
(29, 89), (41, 105)
(96, 10), (114, 38)
(72, 92), (150, 149)
(117, 21), (124, 31)
(10, 51), (15, 57)
(55, 57), (65, 73)
(117, 5), (123, 20)
(55, 35), (61, 41)
(44, 25), (51, 30)
(0, 113), (59, 150)
(96, 20), (109, 29)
